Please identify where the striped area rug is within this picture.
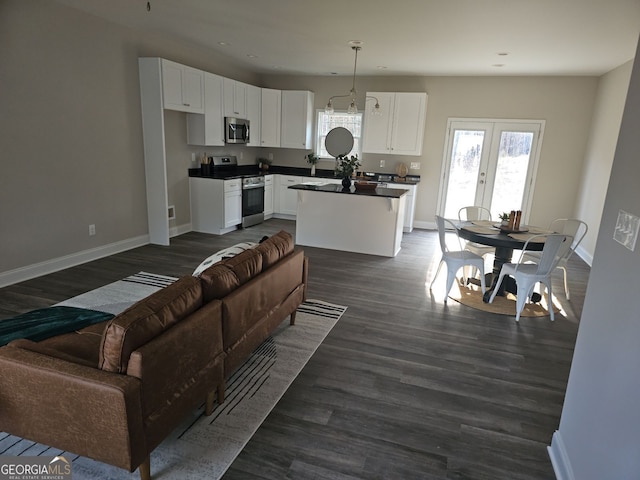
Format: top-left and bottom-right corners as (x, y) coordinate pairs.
(2, 273), (347, 480)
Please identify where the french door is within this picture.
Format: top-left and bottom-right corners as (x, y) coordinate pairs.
(438, 119), (544, 223)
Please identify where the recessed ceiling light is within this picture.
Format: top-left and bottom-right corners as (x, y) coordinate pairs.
(497, 52), (509, 56)
(218, 41), (230, 46)
(247, 54), (258, 59)
(492, 64), (505, 67)
(376, 66), (387, 70)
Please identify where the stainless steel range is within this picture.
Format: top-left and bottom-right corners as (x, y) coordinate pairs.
(241, 175), (265, 227)
(208, 155), (265, 228)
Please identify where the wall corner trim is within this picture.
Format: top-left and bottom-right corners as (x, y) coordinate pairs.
(548, 430), (575, 480)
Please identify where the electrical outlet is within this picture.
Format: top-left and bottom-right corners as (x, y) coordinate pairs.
(379, 160), (386, 167)
(410, 162), (421, 170)
(191, 152), (196, 163)
(89, 224), (96, 236)
(268, 153), (274, 161)
(239, 151), (244, 160)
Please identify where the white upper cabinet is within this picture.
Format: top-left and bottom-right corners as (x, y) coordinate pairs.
(186, 72), (224, 146)
(363, 92), (427, 156)
(161, 59), (204, 113)
(281, 90), (314, 149)
(246, 84), (261, 147)
(261, 88), (282, 148)
(223, 78), (248, 118)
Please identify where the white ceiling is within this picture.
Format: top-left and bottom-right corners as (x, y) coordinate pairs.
(55, 0), (640, 77)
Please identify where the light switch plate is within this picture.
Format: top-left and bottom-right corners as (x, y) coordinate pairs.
(614, 209), (640, 251)
(410, 162), (421, 170)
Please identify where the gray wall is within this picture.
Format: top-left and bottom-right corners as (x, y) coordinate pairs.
(0, 0), (258, 274)
(550, 35), (640, 480)
(574, 61), (633, 264)
(0, 0), (629, 283)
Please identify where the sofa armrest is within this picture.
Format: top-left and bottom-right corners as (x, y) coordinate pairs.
(126, 299), (225, 450)
(0, 346), (146, 472)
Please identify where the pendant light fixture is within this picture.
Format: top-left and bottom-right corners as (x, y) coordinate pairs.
(325, 43), (380, 115)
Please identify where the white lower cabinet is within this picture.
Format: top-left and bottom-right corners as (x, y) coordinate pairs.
(190, 177), (241, 235)
(224, 179), (242, 228)
(264, 175), (274, 217)
(275, 175), (302, 216)
(368, 181), (418, 232)
(401, 184), (417, 232)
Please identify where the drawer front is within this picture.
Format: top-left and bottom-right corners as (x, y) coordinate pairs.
(224, 179), (242, 193)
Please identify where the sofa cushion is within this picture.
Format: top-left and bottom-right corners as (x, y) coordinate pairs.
(223, 248), (263, 284)
(98, 276), (203, 373)
(255, 230), (294, 269)
(9, 319), (109, 368)
(192, 242), (258, 276)
(199, 263), (241, 302)
(199, 248), (264, 303)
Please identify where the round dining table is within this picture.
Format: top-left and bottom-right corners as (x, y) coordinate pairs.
(457, 222), (547, 302)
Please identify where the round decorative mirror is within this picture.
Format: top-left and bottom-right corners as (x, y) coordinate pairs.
(325, 127), (354, 158)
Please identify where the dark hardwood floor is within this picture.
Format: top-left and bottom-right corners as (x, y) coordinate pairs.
(0, 219), (588, 479)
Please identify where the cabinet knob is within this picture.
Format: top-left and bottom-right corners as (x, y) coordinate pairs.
(184, 103), (190, 107)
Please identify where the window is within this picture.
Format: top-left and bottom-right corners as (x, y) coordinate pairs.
(316, 110), (362, 159)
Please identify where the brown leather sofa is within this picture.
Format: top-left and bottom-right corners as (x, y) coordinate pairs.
(0, 230), (307, 480)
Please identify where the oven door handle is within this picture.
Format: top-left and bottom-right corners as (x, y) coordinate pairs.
(242, 184), (265, 190)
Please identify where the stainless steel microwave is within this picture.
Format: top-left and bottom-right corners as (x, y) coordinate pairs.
(225, 117), (250, 144)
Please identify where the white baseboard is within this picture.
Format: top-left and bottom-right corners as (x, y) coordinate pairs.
(413, 220), (436, 230)
(170, 222), (192, 238)
(548, 431), (575, 480)
(0, 234), (149, 288)
(272, 213), (296, 221)
(575, 244), (593, 267)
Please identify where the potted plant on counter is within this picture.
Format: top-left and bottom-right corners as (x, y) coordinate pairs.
(256, 157), (272, 172)
(305, 152), (319, 176)
(335, 154), (361, 188)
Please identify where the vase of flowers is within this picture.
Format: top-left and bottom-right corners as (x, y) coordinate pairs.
(335, 154), (361, 188)
(305, 152), (319, 176)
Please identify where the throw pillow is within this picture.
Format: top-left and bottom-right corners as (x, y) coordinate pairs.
(192, 241), (258, 276)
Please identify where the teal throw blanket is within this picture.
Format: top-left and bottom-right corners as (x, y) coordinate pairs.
(0, 306), (114, 346)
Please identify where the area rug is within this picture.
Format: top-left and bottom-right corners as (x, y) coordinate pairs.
(449, 284), (560, 317)
(1, 273), (347, 479)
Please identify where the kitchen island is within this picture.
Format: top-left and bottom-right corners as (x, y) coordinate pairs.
(289, 183), (408, 257)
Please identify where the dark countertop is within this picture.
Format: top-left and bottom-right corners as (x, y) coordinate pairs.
(189, 165), (420, 184)
(288, 183), (409, 199)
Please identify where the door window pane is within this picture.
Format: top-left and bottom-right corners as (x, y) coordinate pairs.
(490, 131), (533, 215)
(443, 130), (485, 219)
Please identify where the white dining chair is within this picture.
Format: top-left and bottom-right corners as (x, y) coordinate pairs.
(488, 233), (571, 321)
(458, 206), (492, 223)
(430, 215), (486, 303)
(524, 218), (588, 300)
(458, 206), (495, 279)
